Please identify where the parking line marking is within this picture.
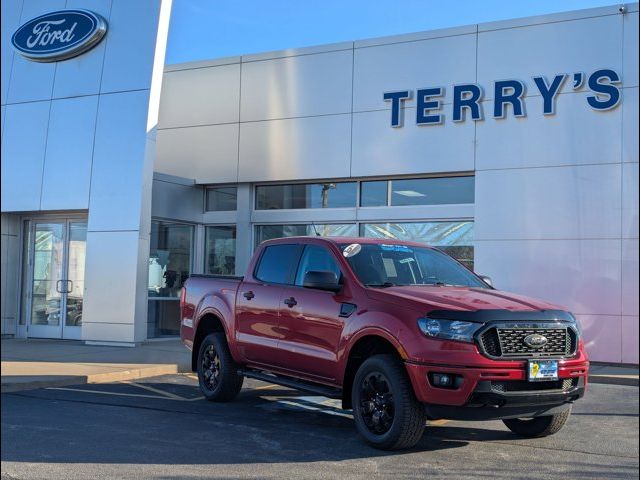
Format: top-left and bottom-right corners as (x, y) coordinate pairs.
(253, 383), (280, 391)
(47, 387), (167, 400)
(430, 419), (450, 426)
(122, 381), (185, 400)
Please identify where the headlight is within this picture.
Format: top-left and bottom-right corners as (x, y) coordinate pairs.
(417, 317), (482, 343)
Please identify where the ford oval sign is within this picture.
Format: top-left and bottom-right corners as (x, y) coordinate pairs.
(11, 9), (107, 62)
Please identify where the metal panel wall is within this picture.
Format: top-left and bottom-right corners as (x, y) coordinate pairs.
(1, 0), (173, 344)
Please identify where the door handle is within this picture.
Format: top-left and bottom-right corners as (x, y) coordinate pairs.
(67, 280), (73, 293)
(56, 280), (64, 293)
(284, 297), (297, 308)
(243, 291), (255, 300)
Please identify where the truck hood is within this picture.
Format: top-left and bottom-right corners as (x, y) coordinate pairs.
(366, 285), (566, 317)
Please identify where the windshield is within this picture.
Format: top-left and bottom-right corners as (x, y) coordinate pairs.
(340, 243), (488, 288)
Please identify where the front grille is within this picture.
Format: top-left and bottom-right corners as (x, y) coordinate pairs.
(491, 378), (577, 393)
(478, 325), (577, 359)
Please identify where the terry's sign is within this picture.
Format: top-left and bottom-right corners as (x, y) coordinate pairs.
(384, 69), (621, 127)
(11, 9), (107, 62)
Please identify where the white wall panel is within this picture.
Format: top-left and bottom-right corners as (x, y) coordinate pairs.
(621, 315), (639, 364)
(353, 34), (476, 112)
(151, 178), (203, 223)
(100, 0), (161, 93)
(575, 314), (622, 363)
(476, 93), (621, 170)
(0, 101), (50, 211)
(1, 0), (23, 105)
(52, 0), (112, 99)
(623, 12), (639, 87)
(475, 164), (622, 240)
(40, 96), (98, 210)
(622, 239), (639, 317)
(352, 108), (474, 177)
(478, 15), (623, 98)
(6, 0), (65, 104)
(623, 162), (639, 239)
(88, 90), (149, 231)
(159, 63), (240, 128)
(240, 50), (353, 121)
(474, 239), (621, 316)
(156, 124), (239, 183)
(623, 87), (639, 163)
(238, 114), (351, 182)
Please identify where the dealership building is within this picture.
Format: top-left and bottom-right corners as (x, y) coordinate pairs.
(1, 1), (638, 364)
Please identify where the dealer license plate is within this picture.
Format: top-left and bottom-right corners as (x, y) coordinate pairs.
(528, 360), (558, 382)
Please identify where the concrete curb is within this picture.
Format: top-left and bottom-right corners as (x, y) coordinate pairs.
(588, 375), (639, 387)
(1, 364), (190, 393)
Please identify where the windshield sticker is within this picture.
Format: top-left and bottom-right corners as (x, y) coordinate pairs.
(380, 244), (412, 253)
(343, 243), (362, 258)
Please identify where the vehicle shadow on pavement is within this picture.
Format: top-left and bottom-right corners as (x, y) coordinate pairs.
(1, 379), (474, 465)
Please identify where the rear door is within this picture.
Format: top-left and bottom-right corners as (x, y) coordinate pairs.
(235, 244), (303, 366)
(278, 244), (347, 381)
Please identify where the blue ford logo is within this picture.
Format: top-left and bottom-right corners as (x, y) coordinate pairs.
(11, 9), (107, 62)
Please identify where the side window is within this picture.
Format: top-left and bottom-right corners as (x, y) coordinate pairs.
(294, 245), (342, 286)
(255, 244), (303, 285)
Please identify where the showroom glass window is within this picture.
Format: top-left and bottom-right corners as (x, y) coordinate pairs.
(360, 176), (474, 207)
(361, 221), (475, 269)
(205, 186), (237, 211)
(148, 221), (193, 337)
(205, 226), (236, 275)
(256, 182), (356, 209)
(255, 224), (357, 247)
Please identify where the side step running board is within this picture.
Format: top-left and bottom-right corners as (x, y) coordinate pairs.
(238, 368), (342, 399)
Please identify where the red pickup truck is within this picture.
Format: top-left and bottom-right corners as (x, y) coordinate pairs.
(180, 237), (588, 450)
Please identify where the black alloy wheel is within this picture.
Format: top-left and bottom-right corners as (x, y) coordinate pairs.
(201, 344), (221, 392)
(359, 372), (395, 435)
(197, 332), (243, 402)
(352, 354), (426, 450)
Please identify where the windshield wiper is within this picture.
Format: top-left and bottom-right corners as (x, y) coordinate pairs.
(365, 282), (397, 288)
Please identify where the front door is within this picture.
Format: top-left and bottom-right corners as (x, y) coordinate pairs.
(278, 244), (347, 381)
(26, 219), (87, 339)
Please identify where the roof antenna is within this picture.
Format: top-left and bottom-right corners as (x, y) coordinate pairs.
(311, 222), (321, 236)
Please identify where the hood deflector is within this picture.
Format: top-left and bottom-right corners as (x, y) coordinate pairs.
(426, 309), (574, 324)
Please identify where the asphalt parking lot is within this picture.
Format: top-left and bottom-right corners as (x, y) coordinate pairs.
(1, 374), (638, 480)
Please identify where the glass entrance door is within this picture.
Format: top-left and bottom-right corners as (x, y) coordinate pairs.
(26, 220), (87, 339)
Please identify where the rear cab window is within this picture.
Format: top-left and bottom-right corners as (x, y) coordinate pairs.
(254, 244), (303, 285)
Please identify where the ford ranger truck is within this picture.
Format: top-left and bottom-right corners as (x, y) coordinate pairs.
(180, 237), (588, 450)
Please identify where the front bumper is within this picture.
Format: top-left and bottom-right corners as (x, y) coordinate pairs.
(405, 354), (589, 416)
(424, 378), (585, 420)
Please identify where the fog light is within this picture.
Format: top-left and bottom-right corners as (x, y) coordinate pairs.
(429, 372), (461, 389)
(433, 373), (451, 387)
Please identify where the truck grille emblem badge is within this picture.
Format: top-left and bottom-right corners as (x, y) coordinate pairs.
(524, 333), (548, 347)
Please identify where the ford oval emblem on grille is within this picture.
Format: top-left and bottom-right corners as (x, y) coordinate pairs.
(524, 333), (548, 347)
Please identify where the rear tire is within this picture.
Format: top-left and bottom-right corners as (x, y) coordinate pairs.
(352, 354), (426, 450)
(197, 332), (243, 402)
(502, 407), (571, 437)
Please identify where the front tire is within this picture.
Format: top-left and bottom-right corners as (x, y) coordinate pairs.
(502, 407), (572, 437)
(197, 332), (243, 402)
(352, 354), (426, 450)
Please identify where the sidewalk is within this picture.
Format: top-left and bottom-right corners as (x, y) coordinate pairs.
(1, 338), (191, 393)
(589, 363), (639, 387)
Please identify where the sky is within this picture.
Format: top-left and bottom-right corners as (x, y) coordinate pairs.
(165, 0), (622, 65)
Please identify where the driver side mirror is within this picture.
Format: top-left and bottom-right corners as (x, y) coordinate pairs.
(303, 271), (341, 292)
(478, 275), (493, 287)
